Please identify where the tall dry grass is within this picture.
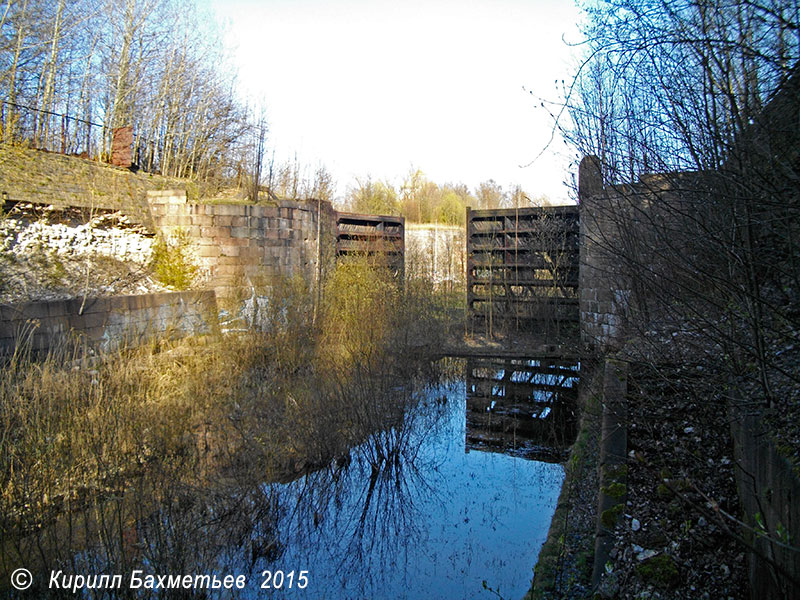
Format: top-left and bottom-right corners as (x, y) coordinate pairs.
(0, 259), (456, 581)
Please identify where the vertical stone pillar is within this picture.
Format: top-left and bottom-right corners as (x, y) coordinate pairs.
(592, 358), (629, 590)
(579, 156), (604, 349)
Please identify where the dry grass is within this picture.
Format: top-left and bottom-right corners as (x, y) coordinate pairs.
(0, 262), (456, 580)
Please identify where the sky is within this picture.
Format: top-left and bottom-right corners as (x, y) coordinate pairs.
(203, 0), (584, 204)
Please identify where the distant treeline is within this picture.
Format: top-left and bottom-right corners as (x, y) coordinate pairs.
(341, 170), (552, 226)
(256, 157), (553, 225)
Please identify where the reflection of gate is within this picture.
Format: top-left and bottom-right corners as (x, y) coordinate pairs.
(466, 206), (579, 338)
(336, 212), (404, 276)
(465, 356), (580, 461)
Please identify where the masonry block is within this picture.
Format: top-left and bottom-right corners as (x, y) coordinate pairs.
(230, 226), (250, 238)
(191, 215), (214, 227)
(214, 265), (242, 277)
(214, 204), (244, 217)
(260, 207), (279, 219)
(196, 246), (221, 258)
(201, 226), (229, 239)
(217, 255), (241, 265)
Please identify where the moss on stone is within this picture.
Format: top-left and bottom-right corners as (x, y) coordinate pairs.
(600, 503), (624, 529)
(635, 554), (680, 589)
(602, 481), (627, 499)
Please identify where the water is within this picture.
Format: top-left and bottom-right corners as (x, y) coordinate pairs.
(9, 357), (578, 599)
(246, 357), (578, 599)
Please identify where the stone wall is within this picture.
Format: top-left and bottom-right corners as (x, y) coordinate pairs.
(0, 144), (195, 225)
(405, 223), (465, 289)
(578, 156), (707, 350)
(147, 191), (337, 299)
(0, 290), (218, 355)
(578, 156), (630, 350)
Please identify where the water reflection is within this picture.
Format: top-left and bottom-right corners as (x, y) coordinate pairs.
(466, 357), (580, 462)
(257, 376), (566, 599)
(7, 359), (571, 599)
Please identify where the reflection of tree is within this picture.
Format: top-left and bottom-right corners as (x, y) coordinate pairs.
(59, 383), (453, 598)
(269, 390), (452, 594)
(64, 471), (285, 589)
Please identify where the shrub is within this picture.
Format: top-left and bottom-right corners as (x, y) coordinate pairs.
(150, 228), (197, 290)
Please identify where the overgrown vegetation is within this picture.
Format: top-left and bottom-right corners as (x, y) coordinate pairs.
(553, 1), (800, 595)
(149, 228), (198, 290)
(0, 258), (456, 586)
(563, 0), (800, 410)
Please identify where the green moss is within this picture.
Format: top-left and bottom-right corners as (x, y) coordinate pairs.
(606, 464), (628, 479)
(657, 483), (672, 498)
(636, 554), (680, 589)
(601, 503), (625, 529)
(602, 482), (627, 499)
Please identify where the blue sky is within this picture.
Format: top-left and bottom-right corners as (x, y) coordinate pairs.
(203, 0), (583, 202)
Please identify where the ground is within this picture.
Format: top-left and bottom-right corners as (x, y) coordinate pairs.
(596, 359), (748, 599)
(530, 348), (752, 600)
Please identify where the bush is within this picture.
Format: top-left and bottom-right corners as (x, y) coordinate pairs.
(150, 228), (197, 290)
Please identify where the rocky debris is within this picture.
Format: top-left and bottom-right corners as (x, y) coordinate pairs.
(597, 361), (748, 599)
(1, 207), (168, 303)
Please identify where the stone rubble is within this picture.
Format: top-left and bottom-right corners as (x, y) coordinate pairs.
(1, 206), (168, 303)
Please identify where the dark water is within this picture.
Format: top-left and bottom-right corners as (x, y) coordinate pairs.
(11, 358), (578, 599)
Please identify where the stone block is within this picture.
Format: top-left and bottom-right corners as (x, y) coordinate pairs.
(219, 244), (240, 257)
(230, 226), (250, 238)
(74, 297), (105, 314)
(239, 246), (261, 259)
(147, 190), (187, 202)
(214, 204), (245, 217)
(215, 215), (233, 227)
(222, 237), (249, 247)
(201, 226), (229, 239)
(191, 215), (214, 227)
(80, 311), (109, 330)
(260, 207), (279, 219)
(195, 245), (221, 258)
(231, 216), (249, 227)
(214, 265), (241, 277)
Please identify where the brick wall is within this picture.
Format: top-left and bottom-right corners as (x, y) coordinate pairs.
(0, 290), (218, 354)
(147, 191), (337, 299)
